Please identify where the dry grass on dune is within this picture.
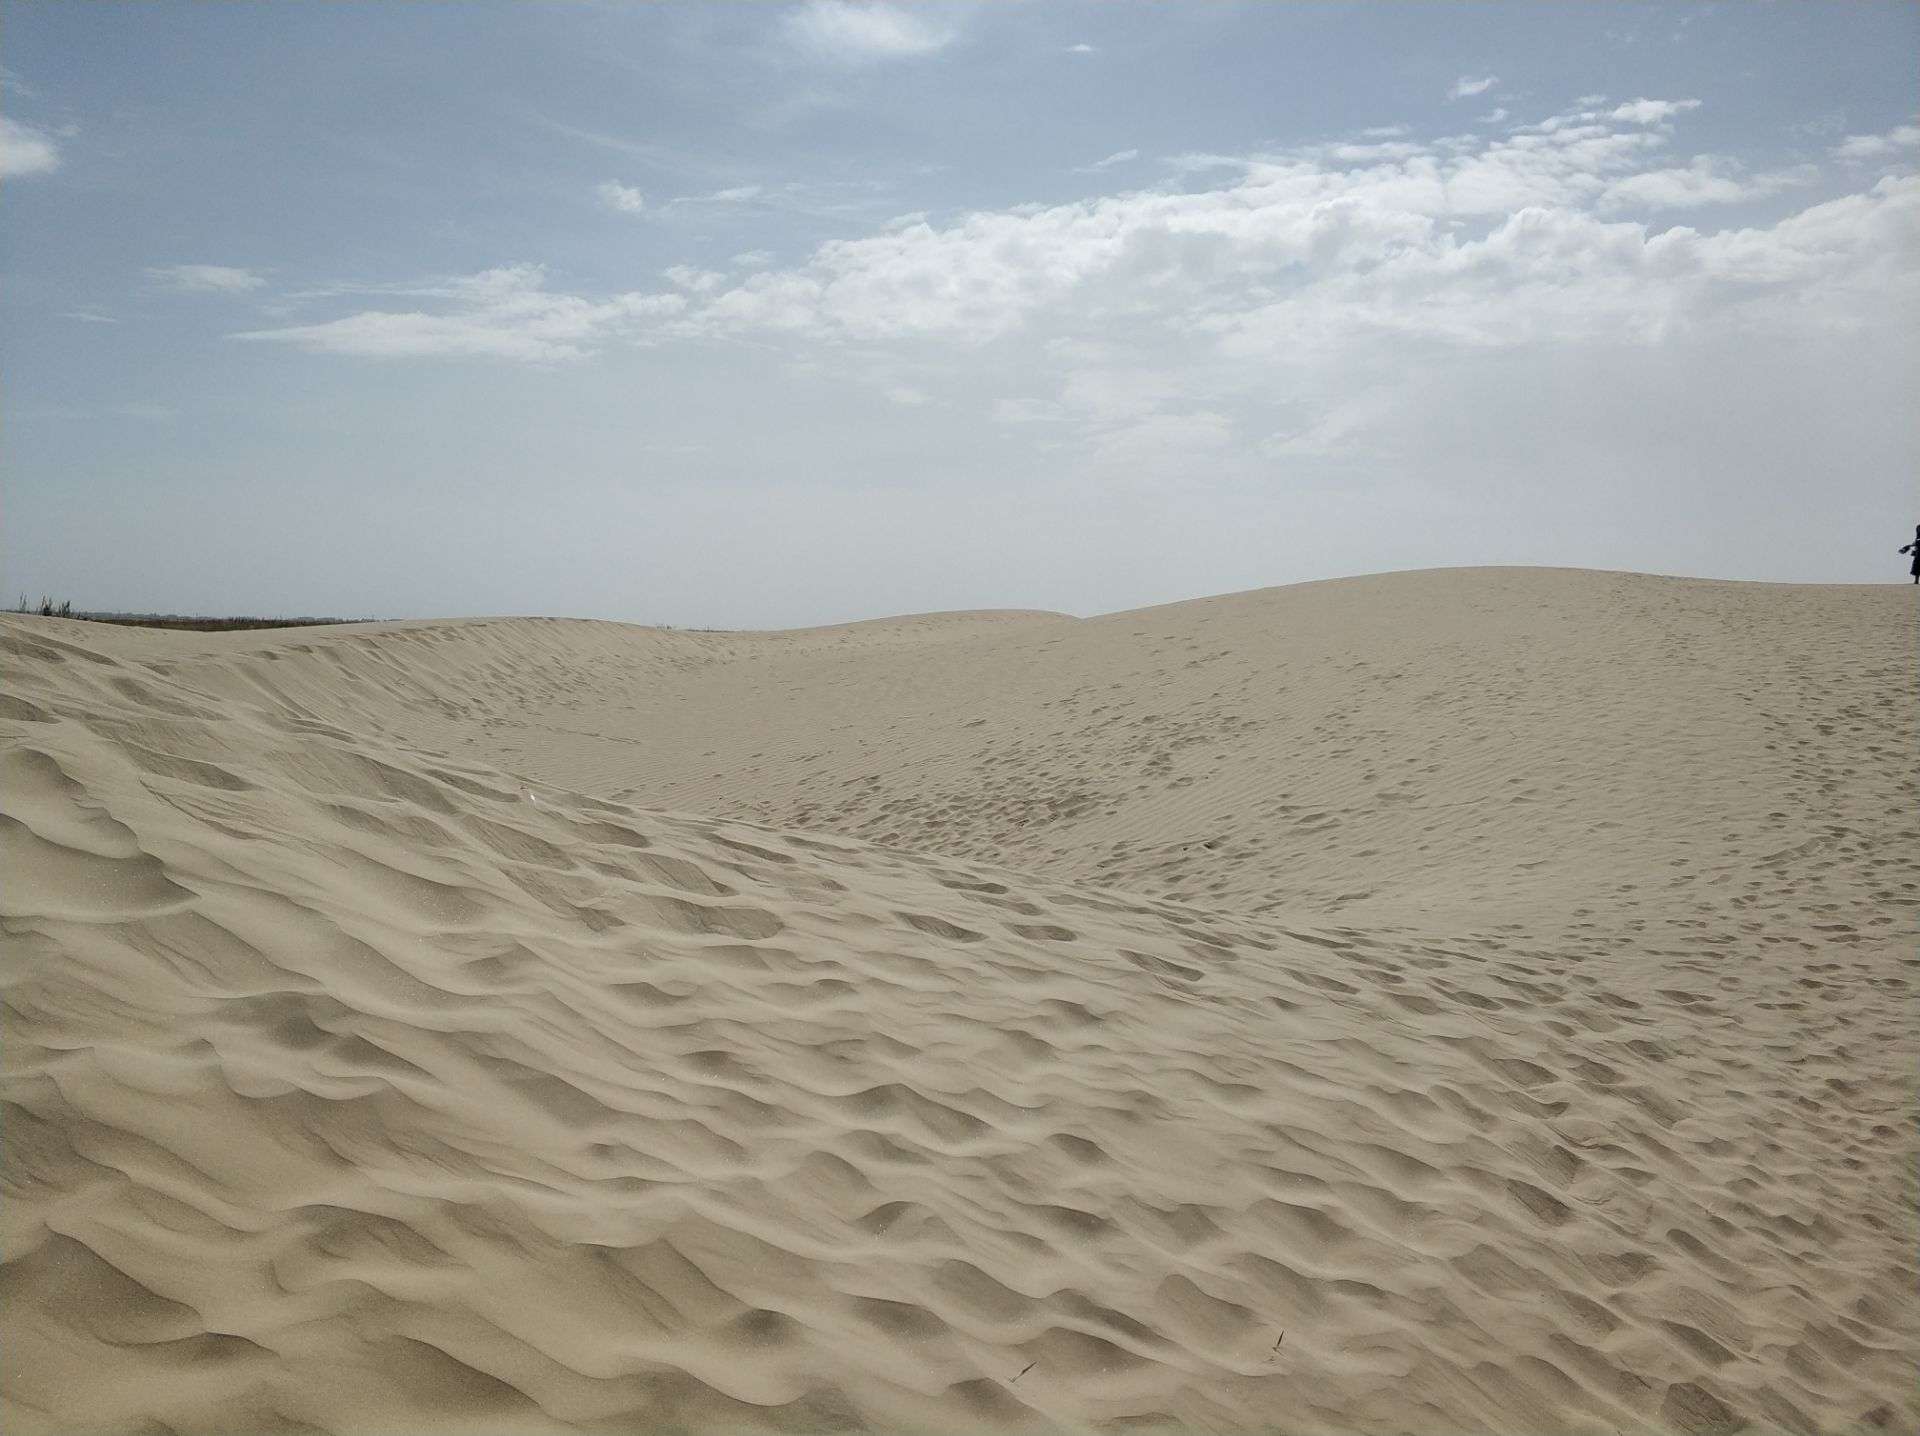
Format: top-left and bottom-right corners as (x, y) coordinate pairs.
(10, 598), (372, 632)
(1, 568), (1915, 1436)
(69, 614), (368, 633)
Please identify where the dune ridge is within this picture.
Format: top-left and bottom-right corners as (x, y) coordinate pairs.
(3, 568), (1915, 1434)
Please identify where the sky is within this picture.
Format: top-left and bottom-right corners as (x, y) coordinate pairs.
(4, 1), (1918, 627)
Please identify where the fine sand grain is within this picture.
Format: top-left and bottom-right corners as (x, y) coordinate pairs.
(2, 567), (1914, 1434)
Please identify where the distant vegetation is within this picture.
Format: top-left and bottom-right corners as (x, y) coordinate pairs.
(12, 595), (367, 632)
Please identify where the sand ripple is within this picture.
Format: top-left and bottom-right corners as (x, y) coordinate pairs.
(3, 575), (1915, 1434)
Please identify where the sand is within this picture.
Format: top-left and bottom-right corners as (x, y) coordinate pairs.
(2, 566), (1914, 1435)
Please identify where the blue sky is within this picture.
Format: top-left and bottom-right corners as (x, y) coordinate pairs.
(5, 1), (1918, 624)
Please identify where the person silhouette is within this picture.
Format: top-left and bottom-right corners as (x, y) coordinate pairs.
(1903, 525), (1920, 584)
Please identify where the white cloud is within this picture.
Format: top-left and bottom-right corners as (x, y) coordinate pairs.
(1449, 75), (1498, 101)
(61, 309), (118, 324)
(1834, 124), (1920, 161)
(785, 1), (954, 61)
(31, 88), (1914, 621)
(597, 101), (1919, 519)
(672, 184), (764, 207)
(1056, 368), (1185, 425)
(1600, 159), (1812, 213)
(148, 264), (268, 294)
(1325, 140), (1426, 162)
(1608, 97), (1702, 125)
(1164, 152), (1249, 175)
(1481, 108), (1510, 125)
(1079, 148), (1139, 173)
(597, 180), (646, 213)
(660, 105), (1805, 346)
(732, 250), (775, 269)
(884, 385), (931, 406)
(663, 264), (726, 293)
(0, 114), (61, 177)
(233, 264), (684, 362)
(659, 180), (886, 222)
(234, 102), (1920, 436)
(1066, 43), (1096, 55)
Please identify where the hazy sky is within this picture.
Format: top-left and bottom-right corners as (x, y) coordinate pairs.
(5, 1), (1918, 626)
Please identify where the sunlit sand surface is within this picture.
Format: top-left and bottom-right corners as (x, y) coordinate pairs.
(4, 568), (1914, 1434)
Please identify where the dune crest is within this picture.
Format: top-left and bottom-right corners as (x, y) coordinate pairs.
(3, 568), (1915, 1434)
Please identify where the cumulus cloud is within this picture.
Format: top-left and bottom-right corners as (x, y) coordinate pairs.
(148, 264), (267, 294)
(1608, 97), (1703, 125)
(1599, 159), (1812, 213)
(1325, 140), (1426, 162)
(1834, 123), (1920, 161)
(233, 264), (684, 361)
(0, 114), (60, 177)
(1449, 75), (1498, 101)
(1065, 43), (1096, 56)
(785, 1), (953, 61)
(1079, 148), (1139, 173)
(663, 264), (726, 293)
(596, 180), (646, 213)
(640, 99), (1768, 347)
(632, 101), (1913, 499)
(236, 97), (1920, 439)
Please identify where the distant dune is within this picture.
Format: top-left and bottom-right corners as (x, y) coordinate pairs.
(3, 568), (1914, 1434)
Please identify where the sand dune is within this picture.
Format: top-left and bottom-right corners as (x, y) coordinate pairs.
(2, 568), (1915, 1434)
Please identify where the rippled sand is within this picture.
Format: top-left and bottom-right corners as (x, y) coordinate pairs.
(3, 568), (1914, 1434)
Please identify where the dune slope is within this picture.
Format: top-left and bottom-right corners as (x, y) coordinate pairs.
(54, 569), (1912, 932)
(2, 569), (1915, 1435)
